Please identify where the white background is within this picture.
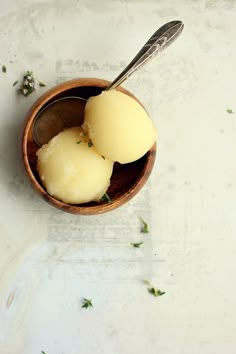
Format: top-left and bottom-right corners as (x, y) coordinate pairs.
(0, 1), (236, 353)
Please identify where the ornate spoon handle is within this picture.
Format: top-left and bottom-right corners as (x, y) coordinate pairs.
(106, 20), (184, 91)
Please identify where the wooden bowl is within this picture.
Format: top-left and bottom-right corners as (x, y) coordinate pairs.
(22, 78), (156, 215)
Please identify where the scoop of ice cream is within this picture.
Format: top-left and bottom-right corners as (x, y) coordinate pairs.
(36, 127), (114, 204)
(83, 90), (157, 164)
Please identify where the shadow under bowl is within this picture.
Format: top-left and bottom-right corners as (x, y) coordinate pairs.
(22, 78), (156, 215)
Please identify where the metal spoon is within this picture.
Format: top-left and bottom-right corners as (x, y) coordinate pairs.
(33, 20), (184, 146)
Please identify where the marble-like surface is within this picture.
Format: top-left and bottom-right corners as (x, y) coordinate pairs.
(0, 1), (236, 353)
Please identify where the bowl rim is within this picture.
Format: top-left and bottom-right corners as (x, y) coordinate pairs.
(22, 77), (156, 215)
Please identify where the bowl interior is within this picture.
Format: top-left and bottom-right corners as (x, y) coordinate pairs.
(23, 79), (156, 214)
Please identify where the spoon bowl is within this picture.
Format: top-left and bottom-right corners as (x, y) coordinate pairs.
(33, 96), (87, 146)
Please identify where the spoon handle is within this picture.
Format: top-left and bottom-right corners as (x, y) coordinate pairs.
(106, 20), (184, 91)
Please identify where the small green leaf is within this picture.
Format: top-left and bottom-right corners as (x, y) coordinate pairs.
(157, 290), (166, 296)
(25, 70), (33, 77)
(88, 139), (93, 147)
(226, 109), (233, 114)
(82, 298), (93, 309)
(101, 155), (105, 160)
(148, 287), (165, 297)
(39, 82), (46, 87)
(101, 193), (112, 203)
(143, 279), (151, 286)
(76, 140), (82, 144)
(41, 351), (47, 354)
(13, 80), (19, 86)
(130, 242), (144, 248)
(2, 65), (6, 73)
(140, 217), (149, 233)
(148, 287), (157, 296)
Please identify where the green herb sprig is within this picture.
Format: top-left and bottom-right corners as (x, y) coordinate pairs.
(88, 139), (93, 148)
(148, 287), (165, 297)
(140, 218), (149, 233)
(101, 193), (112, 203)
(143, 280), (165, 297)
(130, 242), (144, 248)
(19, 71), (46, 97)
(226, 109), (234, 114)
(82, 298), (93, 309)
(2, 65), (6, 73)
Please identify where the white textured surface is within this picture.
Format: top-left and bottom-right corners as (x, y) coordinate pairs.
(0, 1), (236, 353)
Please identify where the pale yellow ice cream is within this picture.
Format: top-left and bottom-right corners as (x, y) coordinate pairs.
(83, 90), (156, 164)
(36, 127), (114, 204)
